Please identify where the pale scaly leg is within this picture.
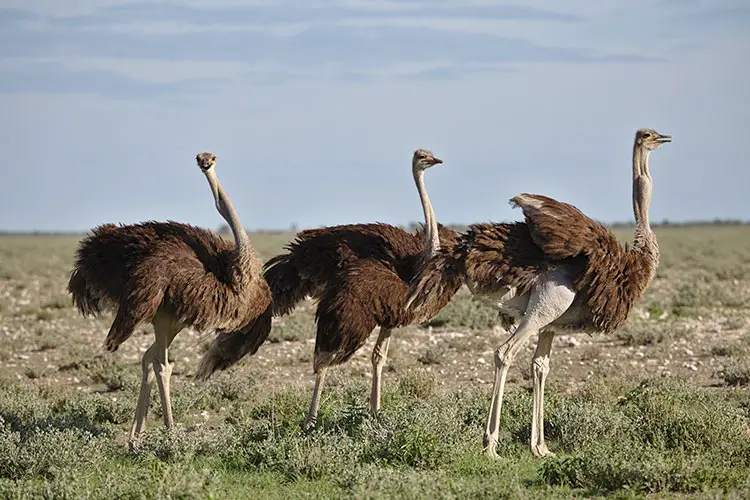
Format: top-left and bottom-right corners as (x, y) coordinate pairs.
(302, 367), (327, 430)
(483, 273), (575, 458)
(370, 327), (392, 414)
(129, 344), (156, 449)
(531, 330), (555, 458)
(482, 323), (538, 457)
(152, 312), (182, 430)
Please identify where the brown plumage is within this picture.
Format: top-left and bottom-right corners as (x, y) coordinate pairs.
(263, 149), (456, 428)
(304, 223), (458, 367)
(68, 153), (272, 447)
(405, 129), (670, 458)
(406, 222), (547, 329)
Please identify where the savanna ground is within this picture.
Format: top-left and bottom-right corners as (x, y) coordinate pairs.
(1, 225), (749, 499)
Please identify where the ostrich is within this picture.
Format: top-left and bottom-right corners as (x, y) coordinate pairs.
(405, 129), (671, 457)
(263, 149), (456, 429)
(68, 153), (272, 446)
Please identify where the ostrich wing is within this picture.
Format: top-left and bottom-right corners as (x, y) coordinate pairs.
(510, 193), (648, 333)
(510, 193), (619, 262)
(461, 222), (547, 297)
(137, 222), (266, 333)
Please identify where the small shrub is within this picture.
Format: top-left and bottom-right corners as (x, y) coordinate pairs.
(34, 340), (58, 352)
(722, 362), (750, 387)
(618, 379), (748, 454)
(417, 346), (443, 366)
(52, 394), (132, 426)
(36, 310), (53, 321)
(248, 388), (309, 435)
(672, 306), (698, 318)
(369, 423), (444, 469)
(711, 344), (739, 357)
(398, 371), (437, 400)
(91, 361), (139, 392)
(616, 321), (689, 346)
(42, 294), (70, 310)
(134, 428), (201, 462)
(647, 303), (665, 319)
(23, 367), (44, 380)
(580, 346), (601, 362)
(0, 426), (109, 481)
(545, 394), (630, 451)
(540, 444), (750, 494)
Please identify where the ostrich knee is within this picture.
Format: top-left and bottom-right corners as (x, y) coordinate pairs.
(372, 345), (385, 367)
(494, 344), (515, 370)
(532, 355), (550, 379)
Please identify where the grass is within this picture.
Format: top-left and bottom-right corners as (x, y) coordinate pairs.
(0, 225), (749, 498)
(0, 377), (748, 498)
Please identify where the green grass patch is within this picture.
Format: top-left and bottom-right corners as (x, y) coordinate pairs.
(1, 375), (748, 498)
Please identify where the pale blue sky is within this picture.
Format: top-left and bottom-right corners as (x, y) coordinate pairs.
(1, 0), (748, 232)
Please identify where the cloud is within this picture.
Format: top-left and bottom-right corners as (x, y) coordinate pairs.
(2, 1), (580, 22)
(0, 66), (176, 98)
(1, 57), (250, 83)
(0, 0), (665, 98)
(0, 0), (733, 99)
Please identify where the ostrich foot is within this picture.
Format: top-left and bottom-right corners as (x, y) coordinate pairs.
(531, 443), (555, 458)
(301, 417), (317, 432)
(482, 433), (499, 458)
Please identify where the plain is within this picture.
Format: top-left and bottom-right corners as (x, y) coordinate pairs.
(0, 224), (749, 498)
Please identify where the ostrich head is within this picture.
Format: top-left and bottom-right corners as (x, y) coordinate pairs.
(196, 152), (217, 172)
(412, 149), (443, 172)
(635, 129), (671, 152)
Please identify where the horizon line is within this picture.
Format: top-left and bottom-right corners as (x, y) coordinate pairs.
(1, 218), (749, 236)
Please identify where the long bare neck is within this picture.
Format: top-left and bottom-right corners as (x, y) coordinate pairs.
(413, 168), (440, 259)
(206, 170), (250, 255)
(631, 143), (658, 261)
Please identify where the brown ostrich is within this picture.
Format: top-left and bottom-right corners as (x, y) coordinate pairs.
(68, 153), (272, 446)
(405, 129), (671, 457)
(263, 149), (457, 429)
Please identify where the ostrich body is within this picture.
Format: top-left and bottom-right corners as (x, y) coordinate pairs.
(68, 153), (272, 445)
(263, 149), (456, 428)
(405, 129), (670, 457)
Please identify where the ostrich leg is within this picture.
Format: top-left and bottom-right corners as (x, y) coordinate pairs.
(483, 274), (574, 457)
(303, 367), (328, 430)
(152, 311), (182, 429)
(530, 330), (555, 457)
(370, 327), (393, 413)
(129, 344), (156, 449)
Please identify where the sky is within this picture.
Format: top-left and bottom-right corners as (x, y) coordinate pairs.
(0, 0), (748, 232)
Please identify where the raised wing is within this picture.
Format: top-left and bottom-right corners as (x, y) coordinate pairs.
(510, 193), (619, 262)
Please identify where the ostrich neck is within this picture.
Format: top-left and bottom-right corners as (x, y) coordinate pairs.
(414, 168), (439, 259)
(631, 143), (659, 265)
(207, 172), (250, 256)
